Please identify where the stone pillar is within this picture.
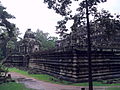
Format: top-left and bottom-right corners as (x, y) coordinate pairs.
(72, 46), (78, 82)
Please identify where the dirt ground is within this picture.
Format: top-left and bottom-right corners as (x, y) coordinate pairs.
(8, 72), (120, 90)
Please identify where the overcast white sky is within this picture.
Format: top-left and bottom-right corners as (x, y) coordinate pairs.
(0, 0), (120, 37)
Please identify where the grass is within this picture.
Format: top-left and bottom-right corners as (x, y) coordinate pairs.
(0, 82), (32, 90)
(9, 68), (71, 84)
(9, 68), (60, 83)
(9, 68), (120, 86)
(106, 87), (120, 90)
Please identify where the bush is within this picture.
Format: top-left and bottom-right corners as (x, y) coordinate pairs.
(0, 63), (9, 84)
(0, 64), (8, 76)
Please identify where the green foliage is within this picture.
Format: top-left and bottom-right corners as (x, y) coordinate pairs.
(34, 29), (58, 50)
(6, 40), (15, 50)
(0, 64), (8, 76)
(0, 64), (8, 84)
(93, 10), (120, 37)
(44, 0), (72, 16)
(0, 82), (32, 90)
(0, 2), (20, 83)
(44, 0), (107, 37)
(44, 0), (107, 15)
(0, 2), (20, 57)
(44, 0), (107, 16)
(45, 0), (120, 46)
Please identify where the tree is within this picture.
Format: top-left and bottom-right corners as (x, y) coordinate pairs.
(45, 0), (120, 47)
(87, 9), (120, 48)
(0, 5), (15, 57)
(95, 10), (120, 36)
(44, 0), (107, 14)
(44, 0), (107, 90)
(34, 29), (58, 50)
(0, 2), (19, 58)
(44, 0), (107, 37)
(0, 1), (19, 83)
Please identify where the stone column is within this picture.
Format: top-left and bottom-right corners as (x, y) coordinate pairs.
(72, 46), (78, 82)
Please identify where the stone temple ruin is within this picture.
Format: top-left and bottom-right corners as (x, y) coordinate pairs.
(6, 29), (41, 67)
(19, 29), (40, 54)
(6, 28), (120, 82)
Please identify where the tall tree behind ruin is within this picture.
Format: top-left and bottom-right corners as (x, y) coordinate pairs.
(0, 2), (19, 59)
(34, 29), (58, 50)
(0, 1), (20, 83)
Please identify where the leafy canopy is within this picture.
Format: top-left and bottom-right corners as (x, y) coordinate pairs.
(44, 0), (107, 38)
(0, 2), (19, 58)
(34, 29), (58, 50)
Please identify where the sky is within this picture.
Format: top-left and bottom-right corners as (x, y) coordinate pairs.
(0, 0), (120, 38)
(98, 0), (120, 14)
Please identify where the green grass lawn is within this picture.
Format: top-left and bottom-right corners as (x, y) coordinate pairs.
(106, 87), (120, 90)
(0, 82), (32, 90)
(9, 68), (120, 86)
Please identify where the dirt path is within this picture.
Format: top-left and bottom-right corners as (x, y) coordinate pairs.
(8, 72), (119, 90)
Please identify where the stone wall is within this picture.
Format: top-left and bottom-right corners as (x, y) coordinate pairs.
(29, 47), (120, 82)
(6, 47), (120, 82)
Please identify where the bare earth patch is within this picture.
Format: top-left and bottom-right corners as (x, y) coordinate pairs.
(8, 72), (120, 90)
